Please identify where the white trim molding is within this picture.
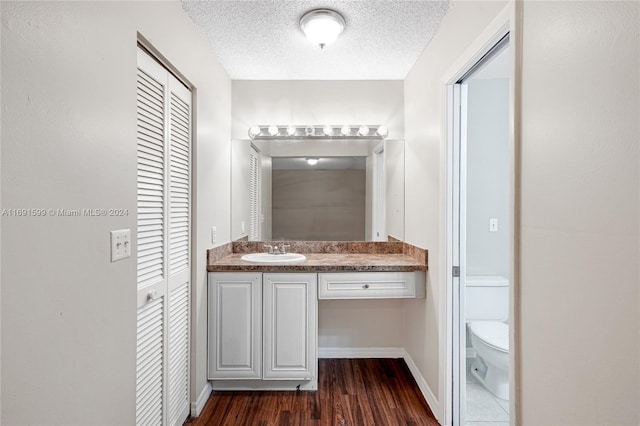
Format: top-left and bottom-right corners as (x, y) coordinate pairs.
(403, 350), (440, 425)
(191, 382), (212, 417)
(318, 347), (405, 359)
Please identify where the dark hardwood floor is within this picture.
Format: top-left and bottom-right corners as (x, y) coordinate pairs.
(186, 358), (439, 426)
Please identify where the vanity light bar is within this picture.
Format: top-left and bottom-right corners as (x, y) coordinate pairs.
(247, 125), (390, 140)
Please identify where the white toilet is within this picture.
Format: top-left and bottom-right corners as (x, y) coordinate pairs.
(466, 275), (509, 400)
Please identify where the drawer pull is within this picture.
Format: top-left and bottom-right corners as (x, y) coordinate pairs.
(362, 284), (370, 289)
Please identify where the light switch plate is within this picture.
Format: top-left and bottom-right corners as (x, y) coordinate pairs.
(111, 229), (131, 262)
(211, 226), (217, 244)
(489, 218), (498, 233)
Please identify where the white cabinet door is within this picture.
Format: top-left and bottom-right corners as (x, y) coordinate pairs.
(263, 273), (317, 380)
(208, 272), (262, 380)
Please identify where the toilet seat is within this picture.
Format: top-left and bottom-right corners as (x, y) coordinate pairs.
(468, 321), (509, 352)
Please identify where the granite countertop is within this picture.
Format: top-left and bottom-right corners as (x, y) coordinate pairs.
(207, 241), (428, 273)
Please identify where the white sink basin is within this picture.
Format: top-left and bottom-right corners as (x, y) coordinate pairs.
(241, 253), (307, 263)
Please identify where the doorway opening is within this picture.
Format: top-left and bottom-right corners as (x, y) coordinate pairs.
(448, 34), (513, 425)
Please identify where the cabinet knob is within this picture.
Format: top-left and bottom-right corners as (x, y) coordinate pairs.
(147, 290), (159, 301)
(362, 284), (370, 289)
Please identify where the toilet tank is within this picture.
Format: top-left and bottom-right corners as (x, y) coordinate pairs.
(465, 276), (509, 322)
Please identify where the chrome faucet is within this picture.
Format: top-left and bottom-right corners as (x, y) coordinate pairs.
(263, 243), (290, 255)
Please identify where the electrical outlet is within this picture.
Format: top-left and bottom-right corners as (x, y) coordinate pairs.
(111, 229), (131, 262)
(489, 218), (498, 232)
(211, 226), (217, 243)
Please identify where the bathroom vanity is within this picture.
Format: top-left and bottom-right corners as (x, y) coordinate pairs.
(206, 241), (427, 391)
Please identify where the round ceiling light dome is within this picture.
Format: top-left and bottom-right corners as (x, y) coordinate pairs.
(300, 9), (346, 49)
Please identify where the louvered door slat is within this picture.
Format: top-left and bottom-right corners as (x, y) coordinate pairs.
(136, 297), (164, 426)
(169, 93), (190, 276)
(137, 66), (165, 291)
(167, 283), (190, 426)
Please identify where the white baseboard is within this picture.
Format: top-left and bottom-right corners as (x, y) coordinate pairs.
(403, 350), (441, 425)
(191, 382), (212, 417)
(318, 346), (405, 358)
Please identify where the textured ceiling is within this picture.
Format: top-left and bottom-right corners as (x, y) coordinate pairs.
(181, 1), (450, 80)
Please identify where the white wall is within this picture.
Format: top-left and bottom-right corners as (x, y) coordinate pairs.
(405, 0), (640, 424)
(404, 1), (509, 413)
(1, 1), (231, 424)
(466, 78), (510, 277)
(318, 299), (405, 348)
(385, 139), (405, 240)
(231, 80), (404, 140)
(519, 2), (639, 424)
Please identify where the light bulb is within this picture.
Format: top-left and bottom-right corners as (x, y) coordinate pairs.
(358, 125), (370, 136)
(341, 125), (351, 136)
(323, 125), (333, 136)
(248, 125), (261, 139)
(286, 125), (297, 136)
(268, 125), (279, 136)
(306, 158), (319, 166)
(305, 126), (315, 136)
(376, 125), (389, 138)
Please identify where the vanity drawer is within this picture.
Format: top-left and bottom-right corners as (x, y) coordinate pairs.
(318, 271), (425, 299)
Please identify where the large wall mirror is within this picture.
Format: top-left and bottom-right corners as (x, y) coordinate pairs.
(231, 138), (404, 242)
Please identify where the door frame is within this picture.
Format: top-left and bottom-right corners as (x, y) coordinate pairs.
(441, 3), (522, 425)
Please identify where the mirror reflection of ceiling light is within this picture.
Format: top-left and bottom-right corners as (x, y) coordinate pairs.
(306, 157), (319, 166)
(286, 125), (297, 136)
(323, 125), (333, 136)
(341, 125), (351, 136)
(300, 9), (346, 49)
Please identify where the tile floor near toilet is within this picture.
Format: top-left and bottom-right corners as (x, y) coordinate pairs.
(466, 358), (509, 425)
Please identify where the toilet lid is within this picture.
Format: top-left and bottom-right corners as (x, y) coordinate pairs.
(469, 321), (509, 352)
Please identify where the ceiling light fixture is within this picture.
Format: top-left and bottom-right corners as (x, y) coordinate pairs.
(246, 125), (388, 140)
(300, 9), (346, 49)
(306, 158), (319, 166)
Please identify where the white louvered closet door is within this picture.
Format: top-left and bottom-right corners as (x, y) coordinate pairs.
(136, 47), (192, 426)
